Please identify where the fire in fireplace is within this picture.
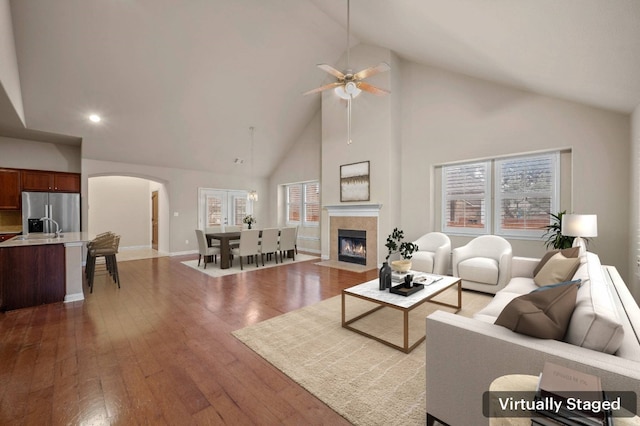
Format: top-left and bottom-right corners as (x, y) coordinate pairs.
(338, 229), (366, 265)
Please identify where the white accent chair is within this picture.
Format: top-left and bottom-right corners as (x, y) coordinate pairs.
(230, 229), (260, 270)
(451, 235), (512, 294)
(195, 229), (221, 269)
(410, 232), (451, 275)
(258, 228), (280, 266)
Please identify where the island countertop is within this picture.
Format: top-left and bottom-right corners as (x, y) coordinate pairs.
(0, 232), (90, 247)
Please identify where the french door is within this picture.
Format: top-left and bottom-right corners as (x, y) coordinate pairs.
(198, 188), (250, 230)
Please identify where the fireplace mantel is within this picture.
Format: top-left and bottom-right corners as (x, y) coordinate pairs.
(324, 203), (382, 217)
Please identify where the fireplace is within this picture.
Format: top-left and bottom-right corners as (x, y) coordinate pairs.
(338, 229), (367, 265)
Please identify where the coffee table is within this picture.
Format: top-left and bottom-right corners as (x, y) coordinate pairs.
(341, 274), (462, 353)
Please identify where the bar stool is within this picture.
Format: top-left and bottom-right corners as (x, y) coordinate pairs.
(86, 233), (121, 293)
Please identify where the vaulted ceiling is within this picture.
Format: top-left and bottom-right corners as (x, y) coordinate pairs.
(2, 0), (639, 178)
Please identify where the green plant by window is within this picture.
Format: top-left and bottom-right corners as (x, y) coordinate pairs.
(542, 211), (574, 249)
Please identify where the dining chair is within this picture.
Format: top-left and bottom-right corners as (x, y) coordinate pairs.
(195, 229), (221, 269)
(259, 228), (280, 266)
(278, 226), (297, 262)
(230, 229), (261, 270)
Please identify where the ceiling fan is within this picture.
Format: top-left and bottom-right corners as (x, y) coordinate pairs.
(304, 0), (390, 144)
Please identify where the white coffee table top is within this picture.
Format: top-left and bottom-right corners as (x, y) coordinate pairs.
(344, 273), (461, 309)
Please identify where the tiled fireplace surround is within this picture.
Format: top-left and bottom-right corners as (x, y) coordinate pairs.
(326, 204), (381, 270)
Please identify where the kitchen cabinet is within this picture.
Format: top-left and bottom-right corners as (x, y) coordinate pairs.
(0, 243), (65, 311)
(0, 168), (21, 210)
(21, 170), (80, 193)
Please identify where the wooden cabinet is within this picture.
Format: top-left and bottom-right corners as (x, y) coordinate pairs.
(0, 244), (66, 311)
(21, 170), (80, 193)
(0, 169), (21, 210)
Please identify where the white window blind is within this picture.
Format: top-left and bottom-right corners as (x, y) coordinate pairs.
(287, 184), (302, 223)
(304, 182), (320, 225)
(495, 153), (558, 237)
(442, 161), (490, 235)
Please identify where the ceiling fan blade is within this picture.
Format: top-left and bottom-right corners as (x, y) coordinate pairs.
(317, 64), (345, 80)
(353, 62), (391, 80)
(303, 81), (343, 96)
(358, 82), (390, 96)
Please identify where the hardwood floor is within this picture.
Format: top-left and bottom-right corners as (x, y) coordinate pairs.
(0, 254), (378, 425)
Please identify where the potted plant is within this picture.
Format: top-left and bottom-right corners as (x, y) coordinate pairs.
(542, 211), (575, 249)
(243, 214), (256, 229)
(385, 228), (419, 272)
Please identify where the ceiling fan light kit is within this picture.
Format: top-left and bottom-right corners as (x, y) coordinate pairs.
(303, 0), (390, 144)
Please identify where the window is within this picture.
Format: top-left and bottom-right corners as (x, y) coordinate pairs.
(495, 153), (558, 238)
(198, 189), (250, 230)
(442, 152), (559, 238)
(304, 182), (320, 224)
(443, 161), (491, 235)
(287, 181), (320, 226)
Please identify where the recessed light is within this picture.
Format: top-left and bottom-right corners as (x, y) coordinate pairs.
(89, 114), (101, 123)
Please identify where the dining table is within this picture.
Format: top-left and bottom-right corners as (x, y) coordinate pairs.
(206, 231), (241, 269)
(206, 229), (292, 269)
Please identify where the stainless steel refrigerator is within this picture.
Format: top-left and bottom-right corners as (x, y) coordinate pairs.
(22, 192), (81, 234)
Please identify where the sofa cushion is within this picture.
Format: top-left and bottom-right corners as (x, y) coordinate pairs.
(533, 247), (580, 276)
(533, 253), (580, 286)
(458, 257), (499, 285)
(564, 253), (625, 354)
(495, 283), (579, 340)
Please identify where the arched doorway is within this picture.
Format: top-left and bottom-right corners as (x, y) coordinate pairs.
(88, 175), (169, 260)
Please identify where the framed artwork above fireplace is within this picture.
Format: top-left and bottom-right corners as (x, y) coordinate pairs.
(340, 161), (370, 202)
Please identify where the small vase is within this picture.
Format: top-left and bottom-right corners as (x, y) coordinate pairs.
(379, 261), (392, 290)
(248, 222), (252, 229)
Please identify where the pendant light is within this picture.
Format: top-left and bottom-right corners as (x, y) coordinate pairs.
(247, 126), (258, 202)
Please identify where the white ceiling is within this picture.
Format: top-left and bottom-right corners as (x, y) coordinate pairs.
(3, 0), (640, 178)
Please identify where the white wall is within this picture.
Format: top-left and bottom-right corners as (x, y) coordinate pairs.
(399, 60), (630, 278)
(88, 176), (151, 248)
(0, 136), (81, 173)
(320, 44), (401, 263)
(269, 109), (322, 253)
(631, 104), (640, 300)
(83, 158), (267, 255)
(0, 0), (24, 126)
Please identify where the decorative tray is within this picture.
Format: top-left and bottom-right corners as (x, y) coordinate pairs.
(389, 283), (424, 297)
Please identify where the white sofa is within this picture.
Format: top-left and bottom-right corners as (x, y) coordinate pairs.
(426, 252), (640, 426)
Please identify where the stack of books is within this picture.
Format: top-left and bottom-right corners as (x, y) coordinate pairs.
(532, 362), (612, 426)
(391, 271), (443, 286)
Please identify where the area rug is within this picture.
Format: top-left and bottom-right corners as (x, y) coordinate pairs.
(181, 253), (319, 278)
(232, 287), (492, 425)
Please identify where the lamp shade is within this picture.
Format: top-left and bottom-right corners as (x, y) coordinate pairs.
(561, 214), (598, 237)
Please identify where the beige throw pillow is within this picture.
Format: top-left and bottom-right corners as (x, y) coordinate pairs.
(495, 283), (579, 340)
(534, 253), (580, 287)
(533, 247), (580, 276)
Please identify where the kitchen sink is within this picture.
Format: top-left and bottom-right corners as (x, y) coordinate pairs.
(12, 233), (61, 240)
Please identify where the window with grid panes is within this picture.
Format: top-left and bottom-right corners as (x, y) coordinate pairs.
(304, 182), (320, 225)
(287, 184), (302, 223)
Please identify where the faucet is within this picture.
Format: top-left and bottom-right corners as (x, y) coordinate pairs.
(40, 217), (61, 237)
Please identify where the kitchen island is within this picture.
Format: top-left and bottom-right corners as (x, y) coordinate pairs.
(0, 232), (89, 311)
